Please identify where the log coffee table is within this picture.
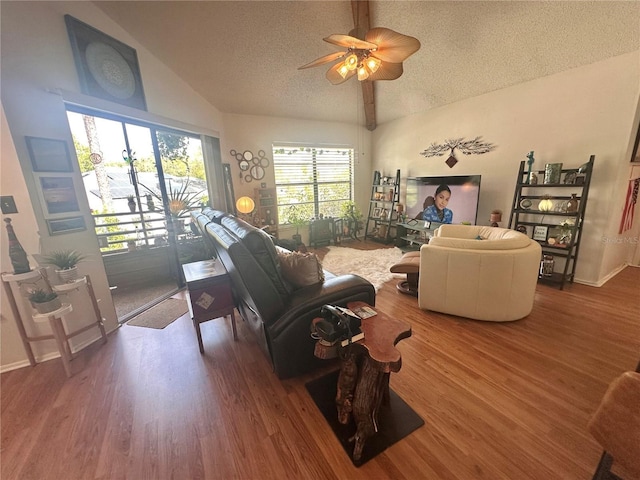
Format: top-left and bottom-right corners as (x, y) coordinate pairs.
(313, 301), (412, 462)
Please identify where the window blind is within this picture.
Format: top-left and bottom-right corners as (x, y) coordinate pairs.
(273, 146), (354, 224)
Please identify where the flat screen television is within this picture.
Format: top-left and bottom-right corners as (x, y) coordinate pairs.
(404, 175), (482, 225)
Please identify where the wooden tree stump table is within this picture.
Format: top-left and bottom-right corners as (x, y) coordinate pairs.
(313, 301), (412, 462)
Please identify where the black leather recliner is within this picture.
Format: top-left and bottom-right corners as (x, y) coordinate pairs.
(191, 208), (375, 378)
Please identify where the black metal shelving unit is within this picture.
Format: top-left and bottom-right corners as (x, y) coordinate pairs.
(364, 169), (400, 244)
(508, 155), (594, 290)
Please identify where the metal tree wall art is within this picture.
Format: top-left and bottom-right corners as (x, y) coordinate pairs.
(419, 136), (496, 168)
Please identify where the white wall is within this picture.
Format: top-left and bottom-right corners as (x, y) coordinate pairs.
(221, 113), (372, 243)
(0, 1), (224, 371)
(372, 52), (640, 285)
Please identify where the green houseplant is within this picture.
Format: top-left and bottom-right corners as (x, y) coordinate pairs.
(339, 201), (364, 238)
(41, 249), (87, 283)
(284, 204), (310, 245)
(28, 288), (61, 314)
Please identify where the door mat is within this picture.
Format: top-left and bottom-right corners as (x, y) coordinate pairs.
(126, 297), (188, 329)
(305, 369), (424, 466)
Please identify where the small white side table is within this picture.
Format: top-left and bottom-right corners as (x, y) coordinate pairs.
(2, 271), (107, 377)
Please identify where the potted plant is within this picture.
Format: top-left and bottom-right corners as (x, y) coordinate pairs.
(285, 205), (309, 245)
(127, 194), (137, 212)
(28, 288), (61, 314)
(340, 201), (364, 238)
(142, 179), (204, 233)
(41, 249), (87, 283)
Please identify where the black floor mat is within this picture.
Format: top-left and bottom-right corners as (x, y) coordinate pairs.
(305, 369), (424, 466)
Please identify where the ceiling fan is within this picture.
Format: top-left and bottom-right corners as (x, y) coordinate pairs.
(297, 0), (420, 131)
(298, 27), (421, 85)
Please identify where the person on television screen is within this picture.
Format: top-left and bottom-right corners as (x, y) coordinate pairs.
(422, 184), (453, 223)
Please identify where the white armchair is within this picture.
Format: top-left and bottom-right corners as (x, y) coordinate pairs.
(418, 225), (542, 322)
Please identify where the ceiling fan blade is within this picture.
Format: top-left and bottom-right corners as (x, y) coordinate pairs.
(365, 27), (421, 63)
(324, 34), (377, 50)
(298, 51), (346, 70)
(368, 61), (404, 81)
(326, 62), (356, 85)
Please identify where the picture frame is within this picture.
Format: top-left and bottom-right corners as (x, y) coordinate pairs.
(631, 121), (640, 163)
(533, 225), (549, 242)
(26, 137), (73, 172)
(64, 14), (147, 110)
(38, 176), (80, 217)
(46, 216), (86, 236)
(373, 207), (381, 218)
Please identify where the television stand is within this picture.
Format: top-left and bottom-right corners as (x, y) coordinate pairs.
(395, 220), (440, 253)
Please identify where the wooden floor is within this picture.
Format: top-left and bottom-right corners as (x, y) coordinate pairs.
(2, 243), (639, 480)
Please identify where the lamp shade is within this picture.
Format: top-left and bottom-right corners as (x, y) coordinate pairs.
(236, 196), (255, 214)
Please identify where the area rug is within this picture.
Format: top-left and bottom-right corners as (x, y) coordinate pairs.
(126, 297), (189, 329)
(320, 246), (405, 291)
(305, 369), (424, 466)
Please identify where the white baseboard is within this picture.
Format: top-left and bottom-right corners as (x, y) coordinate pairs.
(0, 325), (118, 374)
(574, 263), (630, 287)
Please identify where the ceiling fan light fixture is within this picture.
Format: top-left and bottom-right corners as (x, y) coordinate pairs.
(364, 56), (381, 74)
(337, 63), (350, 79)
(357, 64), (370, 81)
(345, 53), (359, 71)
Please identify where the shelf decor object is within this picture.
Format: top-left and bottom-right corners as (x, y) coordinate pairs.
(540, 255), (555, 277)
(538, 196), (554, 212)
(566, 193), (579, 212)
(544, 163), (563, 184)
(65, 15), (146, 110)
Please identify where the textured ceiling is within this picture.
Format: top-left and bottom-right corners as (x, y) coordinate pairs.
(95, 1), (640, 128)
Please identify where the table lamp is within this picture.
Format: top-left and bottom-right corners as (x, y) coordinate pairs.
(236, 196), (255, 222)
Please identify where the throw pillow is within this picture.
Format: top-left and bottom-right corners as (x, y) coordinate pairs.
(278, 252), (325, 289)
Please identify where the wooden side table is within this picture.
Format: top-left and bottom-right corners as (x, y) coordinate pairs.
(313, 301), (412, 462)
(182, 259), (237, 353)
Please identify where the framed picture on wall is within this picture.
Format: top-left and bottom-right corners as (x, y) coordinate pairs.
(46, 216), (86, 235)
(64, 15), (147, 110)
(631, 122), (640, 163)
(38, 176), (80, 217)
(26, 137), (73, 172)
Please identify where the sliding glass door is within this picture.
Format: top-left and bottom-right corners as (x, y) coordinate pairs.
(66, 107), (208, 322)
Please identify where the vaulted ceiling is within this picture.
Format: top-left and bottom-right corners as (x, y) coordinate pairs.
(95, 1), (640, 130)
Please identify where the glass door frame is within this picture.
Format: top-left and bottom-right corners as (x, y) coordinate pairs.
(65, 104), (208, 292)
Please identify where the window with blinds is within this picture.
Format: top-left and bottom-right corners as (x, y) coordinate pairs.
(272, 145), (354, 225)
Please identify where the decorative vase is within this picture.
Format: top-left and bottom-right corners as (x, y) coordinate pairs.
(566, 193), (579, 213)
(33, 297), (62, 314)
(529, 172), (538, 185)
(56, 266), (78, 283)
(4, 218), (31, 274)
